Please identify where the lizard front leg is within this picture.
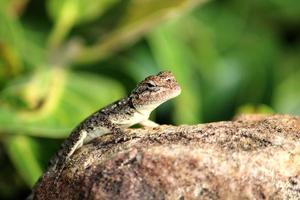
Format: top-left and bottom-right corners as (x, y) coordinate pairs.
(49, 129), (87, 172)
(51, 120), (124, 177)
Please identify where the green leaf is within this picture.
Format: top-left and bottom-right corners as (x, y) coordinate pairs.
(4, 135), (42, 186)
(74, 0), (208, 63)
(0, 10), (46, 70)
(273, 71), (300, 115)
(122, 44), (161, 80)
(237, 104), (274, 115)
(148, 21), (202, 124)
(259, 0), (300, 22)
(0, 0), (29, 16)
(47, 0), (119, 25)
(47, 0), (120, 47)
(0, 68), (125, 138)
(176, 8), (280, 121)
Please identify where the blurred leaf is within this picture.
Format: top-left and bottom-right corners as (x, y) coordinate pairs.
(4, 136), (60, 187)
(0, 144), (28, 199)
(123, 44), (160, 80)
(0, 43), (22, 87)
(4, 135), (42, 186)
(237, 104), (274, 114)
(185, 6), (281, 121)
(172, 16), (244, 121)
(256, 0), (300, 22)
(0, 68), (125, 138)
(148, 20), (202, 124)
(270, 0), (300, 20)
(0, 12), (23, 75)
(0, 0), (29, 17)
(0, 9), (46, 71)
(47, 0), (120, 47)
(274, 48), (300, 82)
(48, 0), (119, 24)
(0, 0), (10, 11)
(74, 0), (208, 63)
(273, 71), (300, 115)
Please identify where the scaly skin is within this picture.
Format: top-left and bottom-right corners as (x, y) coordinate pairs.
(29, 71), (181, 199)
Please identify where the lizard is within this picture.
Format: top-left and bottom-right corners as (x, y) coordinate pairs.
(29, 71), (181, 199)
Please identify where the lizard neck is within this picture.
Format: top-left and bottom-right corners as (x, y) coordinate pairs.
(129, 93), (163, 117)
(133, 102), (161, 117)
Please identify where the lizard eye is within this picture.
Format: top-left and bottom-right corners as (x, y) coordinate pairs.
(145, 82), (160, 92)
(146, 82), (156, 88)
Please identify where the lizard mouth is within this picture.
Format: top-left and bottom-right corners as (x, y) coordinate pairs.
(166, 85), (181, 99)
(156, 84), (181, 103)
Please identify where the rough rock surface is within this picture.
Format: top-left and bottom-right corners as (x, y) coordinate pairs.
(34, 114), (300, 200)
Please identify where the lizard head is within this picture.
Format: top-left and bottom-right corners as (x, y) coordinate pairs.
(131, 71), (181, 114)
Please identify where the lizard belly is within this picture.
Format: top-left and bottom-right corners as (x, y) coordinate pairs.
(111, 112), (148, 128)
(83, 113), (148, 143)
(83, 126), (111, 143)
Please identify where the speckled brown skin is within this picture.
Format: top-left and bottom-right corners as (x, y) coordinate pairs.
(29, 71), (181, 199)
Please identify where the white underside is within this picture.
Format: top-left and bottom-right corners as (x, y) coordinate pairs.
(83, 127), (110, 143)
(83, 104), (161, 144)
(68, 130), (87, 157)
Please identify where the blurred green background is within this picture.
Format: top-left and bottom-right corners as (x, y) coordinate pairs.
(0, 0), (299, 199)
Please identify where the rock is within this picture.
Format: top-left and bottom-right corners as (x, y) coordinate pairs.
(34, 114), (300, 200)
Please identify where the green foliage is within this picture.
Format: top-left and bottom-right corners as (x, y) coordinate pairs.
(0, 69), (125, 137)
(0, 0), (299, 198)
(47, 0), (120, 47)
(148, 23), (202, 123)
(273, 71), (300, 115)
(4, 135), (43, 186)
